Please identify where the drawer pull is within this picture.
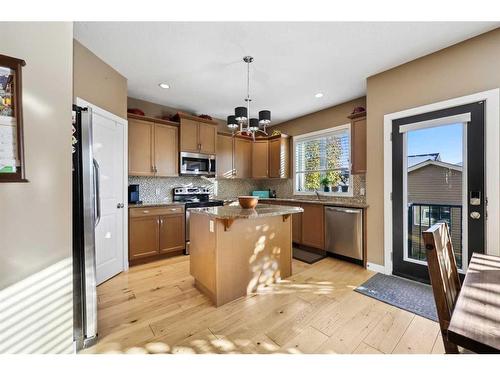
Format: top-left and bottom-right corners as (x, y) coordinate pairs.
(143, 210), (149, 214)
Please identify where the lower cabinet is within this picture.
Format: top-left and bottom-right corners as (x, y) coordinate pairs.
(129, 206), (185, 264)
(159, 214), (185, 253)
(300, 203), (325, 250)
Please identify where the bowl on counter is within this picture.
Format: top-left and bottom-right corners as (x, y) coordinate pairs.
(238, 196), (259, 209)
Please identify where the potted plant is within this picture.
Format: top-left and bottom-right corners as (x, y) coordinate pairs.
(320, 176), (332, 192)
(340, 174), (349, 192)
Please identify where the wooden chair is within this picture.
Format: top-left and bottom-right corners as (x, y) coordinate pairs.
(422, 222), (462, 354)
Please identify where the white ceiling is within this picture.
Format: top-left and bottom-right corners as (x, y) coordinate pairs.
(74, 22), (498, 124)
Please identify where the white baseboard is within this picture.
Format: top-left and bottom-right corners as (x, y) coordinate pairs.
(366, 262), (388, 274)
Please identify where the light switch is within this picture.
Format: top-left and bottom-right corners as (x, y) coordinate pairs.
(209, 220), (214, 232)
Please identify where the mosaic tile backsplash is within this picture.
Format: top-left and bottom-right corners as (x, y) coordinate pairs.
(129, 175), (366, 205)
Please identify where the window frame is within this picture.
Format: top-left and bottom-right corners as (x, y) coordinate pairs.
(292, 123), (353, 197)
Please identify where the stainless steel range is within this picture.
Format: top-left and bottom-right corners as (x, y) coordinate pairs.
(172, 187), (224, 254)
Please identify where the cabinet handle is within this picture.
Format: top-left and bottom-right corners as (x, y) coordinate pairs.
(160, 218), (164, 225)
(143, 210), (150, 214)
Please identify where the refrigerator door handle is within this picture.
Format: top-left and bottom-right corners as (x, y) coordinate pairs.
(93, 158), (101, 227)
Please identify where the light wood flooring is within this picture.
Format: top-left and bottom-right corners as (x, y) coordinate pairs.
(86, 255), (444, 354)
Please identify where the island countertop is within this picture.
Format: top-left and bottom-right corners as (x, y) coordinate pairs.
(188, 203), (303, 219)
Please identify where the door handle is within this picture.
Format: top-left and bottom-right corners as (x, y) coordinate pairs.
(93, 158), (101, 227)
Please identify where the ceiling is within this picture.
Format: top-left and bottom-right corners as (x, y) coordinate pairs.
(74, 22), (498, 125)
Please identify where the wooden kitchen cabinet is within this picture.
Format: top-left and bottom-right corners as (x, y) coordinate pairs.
(128, 114), (179, 177)
(349, 111), (367, 174)
(154, 123), (178, 177)
(234, 137), (252, 178)
(301, 203), (325, 250)
(179, 113), (218, 154)
(217, 133), (234, 178)
(129, 216), (159, 260)
(129, 206), (185, 265)
(252, 139), (269, 178)
(268, 135), (290, 178)
(159, 213), (185, 253)
(292, 208), (303, 244)
(128, 118), (154, 176)
(179, 118), (199, 153)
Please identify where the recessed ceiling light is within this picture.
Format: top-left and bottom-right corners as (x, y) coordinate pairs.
(159, 83), (170, 89)
(315, 93), (324, 98)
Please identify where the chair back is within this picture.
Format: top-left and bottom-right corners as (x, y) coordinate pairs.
(422, 222), (461, 354)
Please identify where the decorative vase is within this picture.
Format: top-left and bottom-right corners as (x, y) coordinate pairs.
(323, 186), (331, 192)
(341, 185), (348, 192)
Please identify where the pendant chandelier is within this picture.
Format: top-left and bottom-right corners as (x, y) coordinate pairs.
(227, 56), (271, 140)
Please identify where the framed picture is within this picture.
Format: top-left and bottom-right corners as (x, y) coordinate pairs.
(0, 53), (26, 182)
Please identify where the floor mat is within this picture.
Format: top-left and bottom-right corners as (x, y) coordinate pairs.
(292, 247), (326, 264)
(355, 273), (438, 321)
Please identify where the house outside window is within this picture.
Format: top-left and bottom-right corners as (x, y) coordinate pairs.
(293, 124), (352, 196)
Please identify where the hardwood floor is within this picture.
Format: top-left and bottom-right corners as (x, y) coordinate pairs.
(86, 255), (443, 354)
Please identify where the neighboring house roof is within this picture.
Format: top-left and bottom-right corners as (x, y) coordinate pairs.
(407, 153), (441, 167)
(408, 159), (462, 173)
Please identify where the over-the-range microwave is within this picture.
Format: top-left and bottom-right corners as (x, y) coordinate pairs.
(180, 152), (216, 176)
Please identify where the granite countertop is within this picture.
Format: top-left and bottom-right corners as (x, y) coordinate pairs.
(258, 197), (368, 209)
(129, 201), (185, 208)
(189, 203), (304, 219)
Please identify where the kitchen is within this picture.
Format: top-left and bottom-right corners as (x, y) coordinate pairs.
(3, 19), (500, 358)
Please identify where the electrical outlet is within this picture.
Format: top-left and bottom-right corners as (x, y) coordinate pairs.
(209, 220), (214, 233)
(360, 187), (365, 196)
(155, 188), (160, 196)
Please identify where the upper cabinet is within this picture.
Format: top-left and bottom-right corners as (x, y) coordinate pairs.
(268, 135), (290, 178)
(178, 113), (218, 155)
(128, 114), (179, 177)
(251, 140), (269, 178)
(234, 137), (252, 178)
(217, 133), (290, 179)
(129, 118), (154, 176)
(217, 133), (234, 179)
(348, 111), (367, 174)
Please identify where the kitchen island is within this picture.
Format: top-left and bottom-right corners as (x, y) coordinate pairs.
(188, 203), (303, 306)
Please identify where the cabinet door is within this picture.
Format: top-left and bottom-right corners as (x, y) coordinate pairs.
(154, 124), (178, 177)
(159, 214), (185, 253)
(128, 118), (154, 176)
(252, 140), (269, 178)
(301, 203), (324, 249)
(292, 208), (303, 244)
(129, 216), (159, 260)
(268, 137), (289, 178)
(351, 116), (366, 174)
(217, 134), (234, 178)
(199, 123), (217, 154)
(180, 118), (200, 153)
(234, 138), (252, 178)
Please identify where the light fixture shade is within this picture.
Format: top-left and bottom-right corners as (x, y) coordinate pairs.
(227, 115), (238, 129)
(258, 110), (271, 125)
(235, 106), (248, 121)
(249, 118), (260, 131)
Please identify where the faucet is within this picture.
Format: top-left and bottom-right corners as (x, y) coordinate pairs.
(315, 190), (321, 201)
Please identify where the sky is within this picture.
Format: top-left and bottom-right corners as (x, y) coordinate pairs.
(407, 123), (463, 164)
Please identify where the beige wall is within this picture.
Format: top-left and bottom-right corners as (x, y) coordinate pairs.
(366, 27), (500, 265)
(74, 40), (127, 118)
(0, 22), (73, 353)
(271, 97), (366, 136)
(128, 96), (228, 133)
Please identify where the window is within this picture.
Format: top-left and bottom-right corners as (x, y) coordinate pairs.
(293, 124), (352, 195)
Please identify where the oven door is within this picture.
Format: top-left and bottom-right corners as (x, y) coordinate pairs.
(180, 152), (215, 176)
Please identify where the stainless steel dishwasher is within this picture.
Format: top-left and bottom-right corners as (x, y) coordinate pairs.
(325, 206), (363, 262)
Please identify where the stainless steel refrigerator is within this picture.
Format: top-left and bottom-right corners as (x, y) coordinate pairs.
(72, 104), (98, 350)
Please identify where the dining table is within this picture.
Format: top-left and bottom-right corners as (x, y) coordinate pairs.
(448, 252), (500, 353)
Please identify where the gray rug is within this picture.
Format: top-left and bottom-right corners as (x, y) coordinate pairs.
(355, 273), (438, 321)
(292, 248), (326, 264)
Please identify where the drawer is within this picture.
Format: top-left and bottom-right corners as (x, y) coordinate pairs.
(129, 205), (185, 217)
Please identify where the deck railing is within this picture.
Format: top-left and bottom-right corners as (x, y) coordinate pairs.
(408, 203), (463, 267)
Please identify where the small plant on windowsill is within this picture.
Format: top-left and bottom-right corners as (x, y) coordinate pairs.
(320, 176), (332, 193)
(339, 174), (349, 193)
